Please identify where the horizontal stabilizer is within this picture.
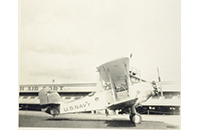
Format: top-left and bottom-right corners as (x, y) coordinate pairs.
(39, 88), (62, 106)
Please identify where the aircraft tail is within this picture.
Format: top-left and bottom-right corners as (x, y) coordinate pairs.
(38, 88), (62, 116)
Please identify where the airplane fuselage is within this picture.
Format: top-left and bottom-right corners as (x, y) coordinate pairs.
(54, 82), (155, 115)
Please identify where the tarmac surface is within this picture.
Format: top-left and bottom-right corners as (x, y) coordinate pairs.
(19, 110), (180, 129)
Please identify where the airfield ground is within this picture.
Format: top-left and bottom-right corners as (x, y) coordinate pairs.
(18, 110), (180, 129)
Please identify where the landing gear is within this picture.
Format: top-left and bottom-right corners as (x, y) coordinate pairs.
(118, 106), (142, 124)
(129, 105), (142, 124)
(129, 113), (142, 124)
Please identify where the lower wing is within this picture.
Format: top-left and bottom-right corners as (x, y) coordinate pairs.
(107, 97), (138, 110)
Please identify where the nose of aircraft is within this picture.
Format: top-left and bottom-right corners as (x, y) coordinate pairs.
(134, 89), (154, 106)
(129, 82), (155, 103)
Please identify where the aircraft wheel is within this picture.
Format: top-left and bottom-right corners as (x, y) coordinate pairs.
(50, 107), (59, 116)
(130, 113), (142, 124)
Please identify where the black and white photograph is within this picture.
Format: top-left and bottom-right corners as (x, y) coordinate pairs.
(18, 0), (181, 129)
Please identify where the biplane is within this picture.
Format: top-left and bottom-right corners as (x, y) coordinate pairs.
(39, 57), (163, 124)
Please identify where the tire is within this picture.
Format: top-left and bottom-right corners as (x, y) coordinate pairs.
(130, 113), (142, 124)
(50, 107), (59, 116)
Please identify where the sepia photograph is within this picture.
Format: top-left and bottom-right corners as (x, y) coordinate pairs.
(18, 0), (181, 129)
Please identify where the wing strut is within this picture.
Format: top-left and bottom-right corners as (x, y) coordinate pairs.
(101, 65), (117, 102)
(107, 68), (117, 102)
(124, 63), (131, 95)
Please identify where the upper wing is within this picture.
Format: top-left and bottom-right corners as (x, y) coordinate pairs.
(97, 57), (130, 83)
(96, 57), (131, 103)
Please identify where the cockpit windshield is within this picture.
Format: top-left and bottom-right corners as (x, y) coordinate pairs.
(129, 69), (141, 84)
(130, 76), (140, 84)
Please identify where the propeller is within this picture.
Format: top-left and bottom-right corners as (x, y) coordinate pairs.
(139, 67), (180, 106)
(156, 67), (163, 99)
(148, 68), (164, 100)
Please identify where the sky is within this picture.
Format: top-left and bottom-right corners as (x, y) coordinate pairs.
(19, 0), (181, 84)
